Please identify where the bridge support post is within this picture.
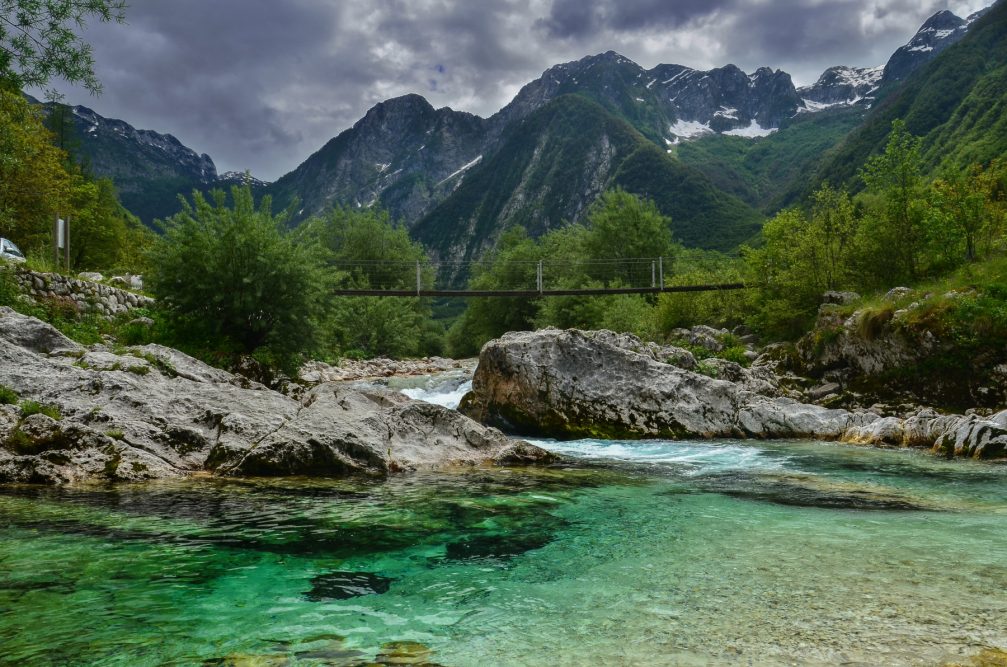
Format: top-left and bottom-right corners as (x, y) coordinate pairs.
(651, 261), (656, 288)
(658, 256), (664, 291)
(537, 260), (543, 295)
(416, 261), (421, 297)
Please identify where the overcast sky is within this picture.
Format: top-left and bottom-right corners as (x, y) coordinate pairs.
(38, 0), (990, 180)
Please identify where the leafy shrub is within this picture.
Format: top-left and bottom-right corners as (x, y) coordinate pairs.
(719, 346), (751, 366)
(5, 429), (34, 454)
(856, 305), (895, 340)
(146, 185), (327, 373)
(19, 400), (62, 420)
(0, 385), (18, 405)
(0, 267), (21, 307)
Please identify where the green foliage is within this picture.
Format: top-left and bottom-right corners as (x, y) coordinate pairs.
(930, 161), (1007, 264)
(448, 190), (683, 354)
(856, 120), (930, 282)
(808, 2), (1007, 193)
(146, 185), (327, 371)
(675, 107), (865, 211)
(0, 264), (19, 306)
(656, 249), (751, 331)
(0, 384), (17, 404)
(580, 188), (675, 280)
(0, 89), (150, 274)
(303, 206), (439, 359)
(745, 119), (1007, 339)
(446, 227), (544, 357)
(741, 183), (858, 337)
(19, 400), (61, 420)
(0, 0), (126, 94)
(4, 428), (32, 453)
(0, 88), (74, 246)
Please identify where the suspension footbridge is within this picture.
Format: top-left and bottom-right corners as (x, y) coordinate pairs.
(329, 256), (746, 297)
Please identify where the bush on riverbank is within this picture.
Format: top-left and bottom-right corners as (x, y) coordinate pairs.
(793, 253), (1007, 409)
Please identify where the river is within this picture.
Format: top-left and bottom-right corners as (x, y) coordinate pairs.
(1, 375), (1005, 666)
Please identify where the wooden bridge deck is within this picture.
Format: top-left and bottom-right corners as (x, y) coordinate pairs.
(331, 283), (747, 297)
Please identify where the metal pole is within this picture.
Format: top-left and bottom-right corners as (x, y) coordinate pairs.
(537, 260), (543, 294)
(651, 260), (656, 288)
(416, 260), (421, 297)
(658, 256), (664, 291)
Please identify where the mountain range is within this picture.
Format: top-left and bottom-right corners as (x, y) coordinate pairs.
(44, 2), (1002, 261)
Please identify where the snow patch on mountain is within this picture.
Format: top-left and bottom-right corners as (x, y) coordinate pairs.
(723, 121), (776, 138)
(436, 155), (483, 186)
(668, 119), (713, 142)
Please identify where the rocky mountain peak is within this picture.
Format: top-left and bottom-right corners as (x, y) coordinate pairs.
(69, 105), (217, 182)
(653, 63), (801, 140)
(881, 7), (973, 83)
(797, 65), (883, 110)
(218, 171), (270, 188)
(920, 8), (966, 31)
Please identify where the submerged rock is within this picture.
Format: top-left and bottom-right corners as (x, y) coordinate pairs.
(460, 329), (1007, 459)
(0, 308), (555, 484)
(304, 571), (395, 600)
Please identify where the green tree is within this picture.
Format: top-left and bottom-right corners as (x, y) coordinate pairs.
(931, 161), (1006, 263)
(858, 120), (931, 283)
(446, 227), (543, 357)
(743, 188), (859, 339)
(302, 206), (438, 358)
(0, 87), (74, 247)
(146, 186), (326, 370)
(304, 206), (428, 288)
(0, 0), (126, 94)
(69, 177), (152, 270)
(581, 188), (675, 285)
(809, 184), (857, 291)
(656, 249), (750, 332)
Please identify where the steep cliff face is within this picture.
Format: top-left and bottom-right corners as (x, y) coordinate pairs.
(269, 94), (488, 225)
(58, 103), (218, 223)
(411, 95), (763, 267)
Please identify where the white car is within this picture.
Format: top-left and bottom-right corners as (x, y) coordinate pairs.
(0, 238), (25, 263)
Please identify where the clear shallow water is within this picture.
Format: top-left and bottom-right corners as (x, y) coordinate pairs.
(2, 436), (1007, 666)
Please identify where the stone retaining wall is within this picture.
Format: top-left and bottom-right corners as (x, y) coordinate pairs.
(13, 269), (154, 318)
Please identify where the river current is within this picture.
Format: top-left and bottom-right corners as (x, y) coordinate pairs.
(1, 375), (1005, 666)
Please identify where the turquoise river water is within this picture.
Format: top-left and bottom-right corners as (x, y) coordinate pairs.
(2, 392), (1006, 666)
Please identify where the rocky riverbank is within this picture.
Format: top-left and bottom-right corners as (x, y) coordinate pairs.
(0, 308), (553, 484)
(459, 328), (1007, 459)
(299, 357), (477, 383)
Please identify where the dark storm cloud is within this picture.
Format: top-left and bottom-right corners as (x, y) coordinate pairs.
(712, 0), (948, 80)
(39, 0), (988, 180)
(540, 0), (736, 38)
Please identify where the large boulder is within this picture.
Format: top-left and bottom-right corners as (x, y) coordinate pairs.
(0, 308), (553, 484)
(459, 329), (1007, 459)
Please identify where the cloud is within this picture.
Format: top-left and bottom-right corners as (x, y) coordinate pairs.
(37, 0), (989, 180)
